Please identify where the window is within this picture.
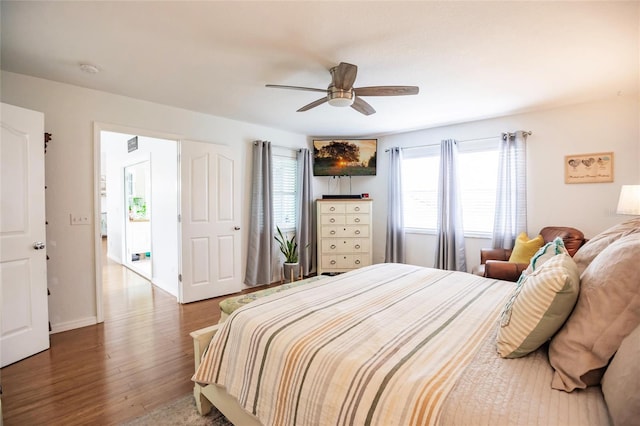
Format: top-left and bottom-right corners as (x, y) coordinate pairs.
(402, 139), (499, 235)
(272, 150), (298, 231)
(403, 155), (439, 229)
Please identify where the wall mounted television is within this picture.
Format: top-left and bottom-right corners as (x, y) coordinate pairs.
(312, 139), (377, 176)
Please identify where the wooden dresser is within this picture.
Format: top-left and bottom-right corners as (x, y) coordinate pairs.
(316, 199), (373, 275)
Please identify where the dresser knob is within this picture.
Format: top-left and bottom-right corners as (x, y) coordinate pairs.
(354, 207), (360, 211)
(355, 230), (361, 235)
(355, 244), (360, 249)
(330, 260), (336, 265)
(354, 218), (360, 223)
(330, 218), (335, 223)
(330, 244), (336, 249)
(330, 230), (336, 235)
(355, 260), (361, 265)
(330, 207), (335, 211)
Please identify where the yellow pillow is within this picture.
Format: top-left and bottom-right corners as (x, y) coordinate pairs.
(508, 232), (544, 264)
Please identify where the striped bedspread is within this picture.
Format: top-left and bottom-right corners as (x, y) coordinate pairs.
(193, 263), (511, 426)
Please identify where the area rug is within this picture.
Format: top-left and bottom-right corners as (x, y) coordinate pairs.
(122, 394), (233, 426)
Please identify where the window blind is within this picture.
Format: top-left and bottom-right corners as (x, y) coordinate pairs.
(273, 154), (298, 231)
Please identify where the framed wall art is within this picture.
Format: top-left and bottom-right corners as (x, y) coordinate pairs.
(565, 152), (614, 184)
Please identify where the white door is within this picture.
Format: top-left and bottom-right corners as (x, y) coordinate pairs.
(0, 103), (49, 367)
(179, 140), (242, 303)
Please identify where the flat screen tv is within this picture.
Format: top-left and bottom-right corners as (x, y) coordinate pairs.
(313, 139), (377, 176)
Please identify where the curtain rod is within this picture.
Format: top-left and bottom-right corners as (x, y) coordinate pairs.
(253, 140), (306, 152)
(384, 130), (532, 152)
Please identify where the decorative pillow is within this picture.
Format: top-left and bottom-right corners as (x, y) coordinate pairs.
(601, 323), (640, 426)
(549, 234), (640, 392)
(523, 237), (569, 277)
(496, 253), (579, 359)
(573, 217), (640, 275)
(508, 232), (544, 264)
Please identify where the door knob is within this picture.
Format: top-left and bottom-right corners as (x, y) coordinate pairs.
(33, 241), (46, 250)
(234, 226), (241, 230)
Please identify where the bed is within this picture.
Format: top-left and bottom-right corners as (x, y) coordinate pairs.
(189, 242), (640, 426)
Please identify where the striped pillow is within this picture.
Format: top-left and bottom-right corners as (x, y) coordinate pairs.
(497, 253), (580, 358)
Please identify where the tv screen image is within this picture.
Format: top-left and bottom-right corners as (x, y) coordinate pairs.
(313, 139), (377, 176)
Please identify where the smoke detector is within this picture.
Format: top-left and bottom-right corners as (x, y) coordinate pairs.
(79, 63), (100, 74)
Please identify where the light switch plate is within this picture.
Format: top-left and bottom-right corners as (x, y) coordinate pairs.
(70, 214), (90, 225)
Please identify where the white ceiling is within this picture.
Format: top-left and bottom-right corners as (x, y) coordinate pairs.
(1, 1), (638, 138)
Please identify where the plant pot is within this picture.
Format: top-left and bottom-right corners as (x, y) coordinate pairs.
(283, 262), (301, 282)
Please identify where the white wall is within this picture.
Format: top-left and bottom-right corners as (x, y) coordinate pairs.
(353, 97), (639, 271)
(1, 71), (307, 333)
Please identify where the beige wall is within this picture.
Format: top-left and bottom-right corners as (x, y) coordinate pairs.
(1, 71), (307, 332)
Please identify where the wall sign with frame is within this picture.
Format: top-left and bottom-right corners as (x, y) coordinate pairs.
(565, 152), (614, 184)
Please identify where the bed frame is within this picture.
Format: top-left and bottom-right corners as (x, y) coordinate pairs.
(191, 324), (262, 426)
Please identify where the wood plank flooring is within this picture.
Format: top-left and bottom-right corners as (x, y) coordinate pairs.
(1, 241), (262, 425)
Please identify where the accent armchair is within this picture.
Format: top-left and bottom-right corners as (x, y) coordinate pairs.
(473, 226), (586, 282)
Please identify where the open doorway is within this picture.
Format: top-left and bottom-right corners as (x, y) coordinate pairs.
(94, 124), (244, 322)
(124, 159), (152, 278)
(98, 128), (179, 312)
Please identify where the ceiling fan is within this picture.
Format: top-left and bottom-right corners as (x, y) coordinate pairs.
(266, 62), (419, 116)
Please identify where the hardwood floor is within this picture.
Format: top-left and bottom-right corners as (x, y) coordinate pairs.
(0, 241), (250, 425)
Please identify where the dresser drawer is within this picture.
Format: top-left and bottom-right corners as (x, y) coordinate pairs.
(345, 214), (369, 225)
(321, 238), (370, 254)
(346, 203), (369, 214)
(321, 215), (346, 225)
(321, 254), (371, 270)
(321, 225), (370, 238)
(319, 203), (346, 214)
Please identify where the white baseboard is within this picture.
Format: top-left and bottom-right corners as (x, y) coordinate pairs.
(151, 279), (178, 298)
(50, 316), (98, 334)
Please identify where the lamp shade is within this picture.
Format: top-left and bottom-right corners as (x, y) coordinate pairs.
(616, 185), (640, 215)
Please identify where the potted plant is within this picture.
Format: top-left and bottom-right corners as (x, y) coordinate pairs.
(275, 226), (300, 282)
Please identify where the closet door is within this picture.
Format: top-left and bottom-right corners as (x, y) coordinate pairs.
(1, 103), (49, 367)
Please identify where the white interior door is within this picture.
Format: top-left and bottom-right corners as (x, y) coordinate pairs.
(0, 103), (49, 367)
(179, 140), (242, 303)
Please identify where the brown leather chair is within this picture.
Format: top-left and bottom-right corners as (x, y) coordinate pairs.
(472, 226), (586, 282)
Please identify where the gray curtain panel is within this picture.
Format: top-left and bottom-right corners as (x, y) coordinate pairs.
(245, 140), (275, 286)
(434, 139), (467, 272)
(385, 147), (405, 263)
(492, 131), (528, 249)
(296, 148), (315, 276)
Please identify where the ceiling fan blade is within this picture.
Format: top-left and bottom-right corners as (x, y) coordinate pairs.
(266, 84), (327, 93)
(332, 62), (358, 90)
(351, 96), (376, 116)
(297, 97), (329, 112)
(354, 86), (419, 96)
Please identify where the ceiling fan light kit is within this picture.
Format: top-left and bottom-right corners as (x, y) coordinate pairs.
(327, 87), (355, 107)
(266, 62), (418, 116)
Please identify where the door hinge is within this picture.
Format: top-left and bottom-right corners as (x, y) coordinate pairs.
(178, 274), (182, 282)
(178, 214), (181, 223)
